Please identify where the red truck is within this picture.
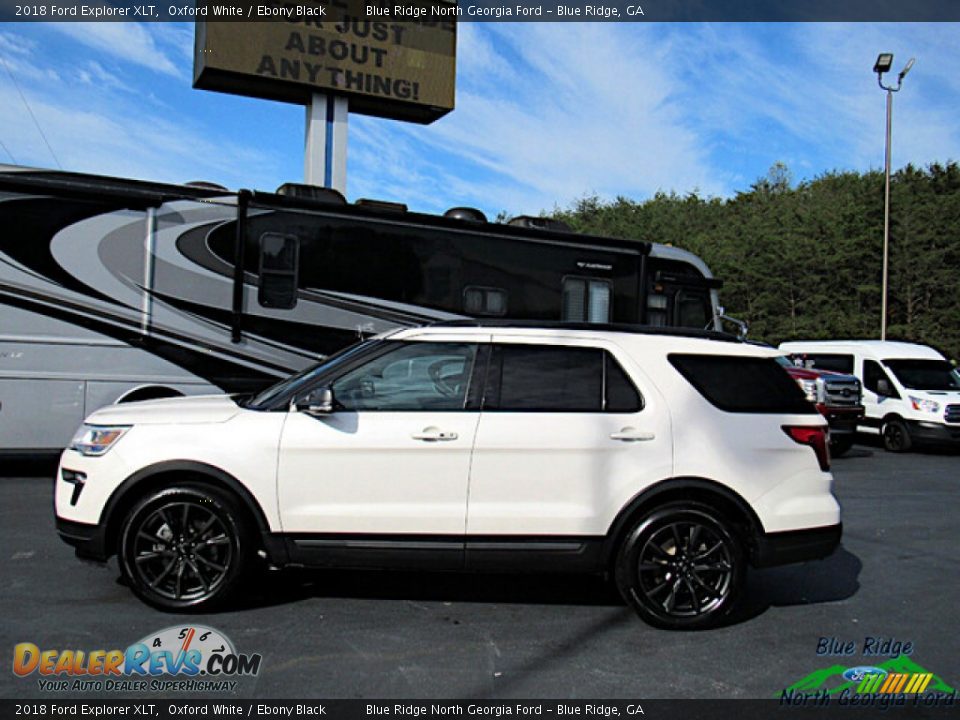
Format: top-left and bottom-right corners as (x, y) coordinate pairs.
(776, 356), (864, 456)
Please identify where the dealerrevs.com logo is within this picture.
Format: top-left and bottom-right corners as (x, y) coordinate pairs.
(12, 625), (262, 693)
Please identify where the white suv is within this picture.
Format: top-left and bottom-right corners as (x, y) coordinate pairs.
(55, 323), (841, 629)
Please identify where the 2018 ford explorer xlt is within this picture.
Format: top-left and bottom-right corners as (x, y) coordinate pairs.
(55, 323), (841, 629)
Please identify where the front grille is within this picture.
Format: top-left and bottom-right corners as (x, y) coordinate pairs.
(824, 379), (861, 407)
(946, 404), (960, 424)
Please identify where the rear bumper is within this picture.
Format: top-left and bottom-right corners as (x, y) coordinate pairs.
(906, 420), (960, 446)
(751, 523), (842, 568)
(55, 516), (109, 562)
(821, 406), (864, 436)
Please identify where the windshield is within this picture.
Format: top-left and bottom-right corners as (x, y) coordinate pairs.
(884, 359), (960, 391)
(247, 340), (376, 409)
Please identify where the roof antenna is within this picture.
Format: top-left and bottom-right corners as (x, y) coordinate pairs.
(1, 55), (62, 169)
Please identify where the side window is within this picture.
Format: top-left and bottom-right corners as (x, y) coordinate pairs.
(669, 354), (817, 414)
(258, 233), (299, 309)
(331, 343), (478, 411)
(675, 289), (710, 329)
(605, 353), (643, 412)
(863, 360), (900, 398)
(800, 353), (855, 374)
(484, 345), (643, 413)
(562, 278), (612, 323)
(645, 293), (668, 327)
(463, 286), (508, 316)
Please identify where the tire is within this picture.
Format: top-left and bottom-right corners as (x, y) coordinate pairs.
(831, 435), (855, 457)
(117, 483), (254, 612)
(614, 503), (744, 630)
(882, 419), (913, 453)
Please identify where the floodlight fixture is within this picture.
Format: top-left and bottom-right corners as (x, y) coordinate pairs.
(873, 53), (894, 74)
(899, 57), (916, 81)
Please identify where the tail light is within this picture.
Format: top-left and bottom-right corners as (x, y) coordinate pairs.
(783, 425), (831, 471)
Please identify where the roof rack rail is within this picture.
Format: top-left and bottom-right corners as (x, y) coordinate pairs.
(427, 319), (741, 342)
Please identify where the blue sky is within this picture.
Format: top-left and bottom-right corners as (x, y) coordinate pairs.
(1, 22), (958, 218)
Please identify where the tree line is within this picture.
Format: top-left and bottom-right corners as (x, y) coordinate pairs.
(550, 162), (960, 360)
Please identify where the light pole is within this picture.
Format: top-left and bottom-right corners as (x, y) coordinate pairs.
(873, 53), (914, 341)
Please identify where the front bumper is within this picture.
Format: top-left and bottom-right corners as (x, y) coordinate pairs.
(55, 516), (109, 562)
(751, 523), (842, 568)
(906, 420), (960, 446)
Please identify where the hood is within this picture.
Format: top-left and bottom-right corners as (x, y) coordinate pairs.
(783, 366), (819, 381)
(85, 394), (242, 426)
(908, 389), (960, 400)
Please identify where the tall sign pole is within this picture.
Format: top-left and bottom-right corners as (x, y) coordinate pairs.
(194, 9), (456, 195)
(881, 88), (892, 342)
(305, 93), (348, 193)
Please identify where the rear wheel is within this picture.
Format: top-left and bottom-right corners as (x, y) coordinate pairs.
(614, 503), (744, 630)
(118, 484), (253, 611)
(882, 419), (912, 453)
(831, 435), (855, 457)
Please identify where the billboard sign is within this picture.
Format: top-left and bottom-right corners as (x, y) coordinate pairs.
(194, 1), (456, 124)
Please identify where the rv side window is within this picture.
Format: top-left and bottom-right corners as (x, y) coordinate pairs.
(798, 353), (855, 374)
(562, 278), (612, 323)
(258, 233), (299, 309)
(646, 293), (668, 327)
(675, 289), (710, 329)
(463, 286), (508, 316)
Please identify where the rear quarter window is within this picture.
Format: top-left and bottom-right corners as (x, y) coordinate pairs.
(669, 354), (817, 414)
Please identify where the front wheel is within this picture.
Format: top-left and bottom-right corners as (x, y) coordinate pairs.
(118, 484), (253, 612)
(614, 503), (744, 630)
(882, 419), (913, 453)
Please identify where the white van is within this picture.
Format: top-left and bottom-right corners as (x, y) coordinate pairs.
(778, 340), (960, 453)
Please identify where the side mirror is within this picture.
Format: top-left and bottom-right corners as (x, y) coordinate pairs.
(876, 379), (891, 397)
(295, 387), (334, 415)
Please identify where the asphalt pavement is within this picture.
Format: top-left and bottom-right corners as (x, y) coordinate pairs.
(0, 442), (957, 699)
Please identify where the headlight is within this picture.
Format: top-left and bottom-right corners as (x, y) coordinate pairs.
(69, 425), (130, 456)
(909, 396), (940, 413)
(796, 378), (819, 403)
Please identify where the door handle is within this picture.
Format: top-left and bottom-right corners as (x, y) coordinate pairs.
(411, 427), (459, 442)
(610, 428), (655, 442)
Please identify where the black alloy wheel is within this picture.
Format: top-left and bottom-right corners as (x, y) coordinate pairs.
(882, 419), (913, 453)
(118, 485), (252, 611)
(615, 503), (744, 630)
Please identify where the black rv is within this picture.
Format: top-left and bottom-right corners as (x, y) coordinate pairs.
(0, 164), (727, 452)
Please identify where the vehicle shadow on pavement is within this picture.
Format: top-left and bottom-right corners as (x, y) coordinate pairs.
(0, 457), (59, 479)
(835, 446), (874, 459)
(736, 545), (862, 623)
(849, 436), (960, 456)
(223, 546), (861, 623)
(230, 567), (626, 611)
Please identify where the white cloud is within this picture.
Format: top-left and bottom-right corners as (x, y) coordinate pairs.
(0, 27), (280, 188)
(47, 22), (183, 77)
(0, 31), (35, 57)
(349, 23), (723, 217)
